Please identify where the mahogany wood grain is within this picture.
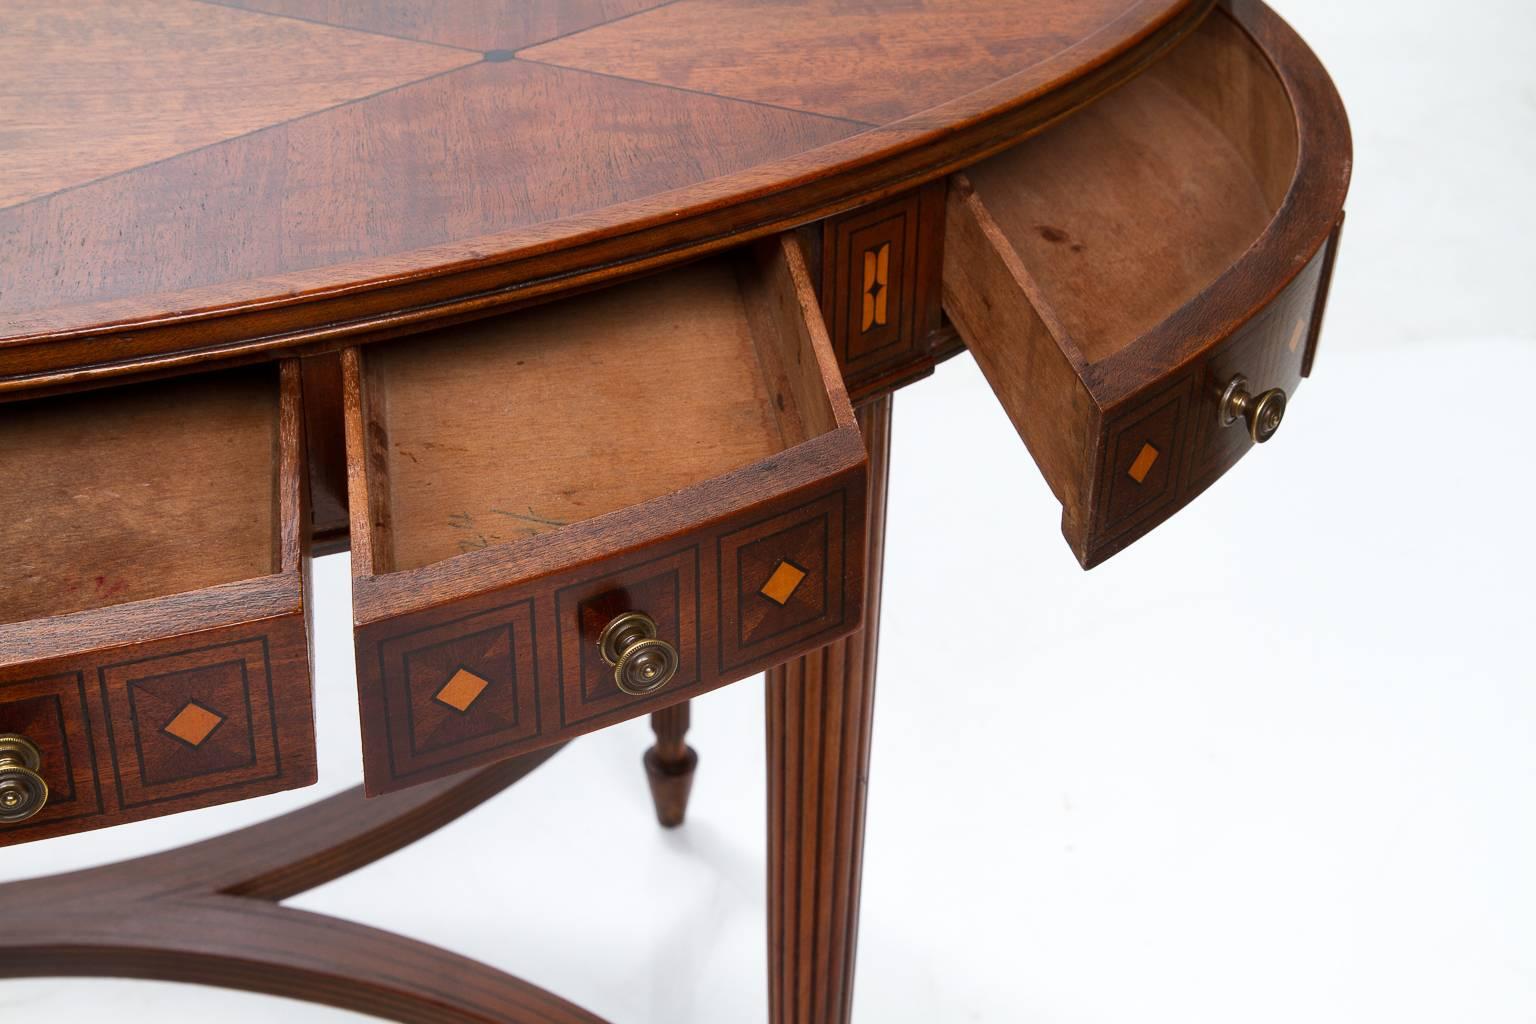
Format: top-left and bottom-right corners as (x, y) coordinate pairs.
(0, 368), (280, 623)
(0, 364), (316, 847)
(946, 179), (1102, 537)
(0, 2), (1354, 1018)
(228, 0), (670, 52)
(0, 0), (478, 210)
(767, 394), (890, 1024)
(360, 259), (789, 573)
(0, 0), (1213, 395)
(943, 0), (1350, 566)
(1, 60), (858, 321)
(344, 237), (869, 795)
(960, 62), (1280, 365)
(0, 747), (607, 1024)
(643, 703), (697, 829)
(520, 0), (1150, 123)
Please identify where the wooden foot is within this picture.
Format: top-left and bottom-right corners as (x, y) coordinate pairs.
(0, 744), (612, 1024)
(644, 702), (698, 828)
(767, 395), (891, 1024)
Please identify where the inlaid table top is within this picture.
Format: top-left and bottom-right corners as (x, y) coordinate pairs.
(0, 0), (1209, 391)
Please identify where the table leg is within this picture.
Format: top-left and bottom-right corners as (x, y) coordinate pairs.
(645, 702), (698, 828)
(767, 394), (891, 1024)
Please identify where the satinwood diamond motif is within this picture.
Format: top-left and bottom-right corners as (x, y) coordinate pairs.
(398, 619), (536, 762)
(760, 559), (809, 606)
(1127, 442), (1160, 484)
(113, 652), (264, 796)
(162, 702), (225, 747)
(434, 668), (491, 713)
(729, 505), (835, 660)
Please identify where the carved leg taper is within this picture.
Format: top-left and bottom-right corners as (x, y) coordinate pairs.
(644, 702), (698, 828)
(767, 394), (891, 1024)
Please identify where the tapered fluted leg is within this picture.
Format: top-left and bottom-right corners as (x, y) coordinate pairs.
(644, 702), (698, 828)
(767, 394), (891, 1024)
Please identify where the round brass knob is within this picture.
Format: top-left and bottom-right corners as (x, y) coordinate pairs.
(0, 734), (48, 825)
(1220, 374), (1287, 444)
(599, 611), (679, 696)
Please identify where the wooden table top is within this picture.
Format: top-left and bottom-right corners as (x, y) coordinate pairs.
(0, 0), (1210, 392)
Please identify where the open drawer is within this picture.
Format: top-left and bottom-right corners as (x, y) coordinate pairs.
(345, 236), (866, 794)
(944, 0), (1350, 567)
(0, 364), (316, 846)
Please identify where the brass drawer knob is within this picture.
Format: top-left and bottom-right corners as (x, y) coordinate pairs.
(599, 611), (679, 696)
(0, 734), (48, 825)
(1220, 374), (1287, 443)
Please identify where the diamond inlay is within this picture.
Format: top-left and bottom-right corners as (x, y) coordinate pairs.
(163, 702), (225, 747)
(435, 668), (491, 713)
(1127, 442), (1160, 484)
(760, 560), (809, 606)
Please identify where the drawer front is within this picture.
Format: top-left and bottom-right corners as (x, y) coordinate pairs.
(0, 606), (315, 846)
(0, 673), (100, 838)
(943, 2), (1350, 568)
(1090, 238), (1335, 558)
(356, 481), (862, 794)
(346, 235), (868, 795)
(1183, 237), (1333, 498)
(555, 548), (702, 732)
(0, 362), (317, 846)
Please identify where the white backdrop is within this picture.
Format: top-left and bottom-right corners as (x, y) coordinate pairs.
(3, 1), (1534, 1020)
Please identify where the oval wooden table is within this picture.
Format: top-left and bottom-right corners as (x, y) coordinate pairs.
(0, 1), (1350, 1020)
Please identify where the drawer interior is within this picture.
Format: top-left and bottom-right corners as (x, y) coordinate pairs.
(0, 367), (284, 625)
(355, 254), (838, 575)
(961, 10), (1296, 366)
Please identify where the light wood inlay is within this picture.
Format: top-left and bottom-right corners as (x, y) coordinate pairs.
(861, 243), (890, 332)
(760, 560), (808, 606)
(0, 0), (479, 210)
(1127, 442), (1160, 483)
(520, 0), (1149, 123)
(163, 703), (226, 748)
(434, 668), (492, 713)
